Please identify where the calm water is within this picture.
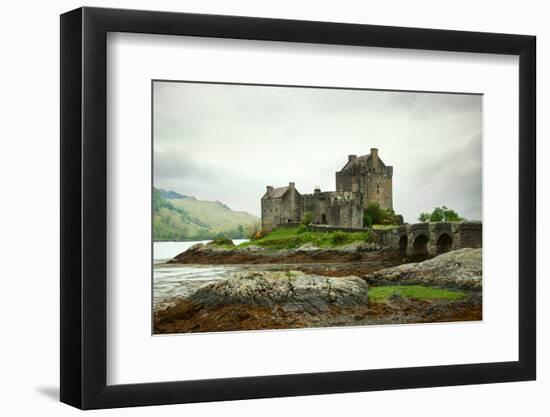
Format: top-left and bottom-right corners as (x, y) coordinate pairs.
(153, 239), (248, 310)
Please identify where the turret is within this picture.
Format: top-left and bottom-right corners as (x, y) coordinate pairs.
(371, 148), (379, 169)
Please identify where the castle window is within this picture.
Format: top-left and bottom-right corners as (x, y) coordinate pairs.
(376, 184), (380, 194)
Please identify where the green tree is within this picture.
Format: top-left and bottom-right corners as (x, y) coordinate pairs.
(418, 206), (464, 222)
(364, 202), (403, 226)
(301, 211), (313, 226)
(363, 212), (373, 227)
(418, 212), (431, 222)
(365, 202), (384, 225)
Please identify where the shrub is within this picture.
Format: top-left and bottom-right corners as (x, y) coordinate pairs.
(296, 225), (308, 234)
(363, 213), (373, 227)
(364, 202), (402, 226)
(330, 231), (348, 245)
(247, 222), (263, 240)
(365, 202), (384, 225)
(301, 211), (313, 226)
(211, 237), (234, 246)
(418, 206), (464, 222)
(254, 230), (267, 240)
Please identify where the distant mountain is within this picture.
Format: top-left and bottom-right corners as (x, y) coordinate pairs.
(158, 189), (187, 200)
(153, 187), (259, 241)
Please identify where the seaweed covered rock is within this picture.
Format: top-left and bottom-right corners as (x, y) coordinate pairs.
(188, 270), (369, 313)
(366, 248), (482, 290)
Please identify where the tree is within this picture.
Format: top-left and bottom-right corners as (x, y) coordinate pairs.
(418, 206), (464, 222)
(301, 211), (313, 226)
(364, 202), (403, 226)
(363, 212), (373, 227)
(365, 202), (385, 225)
(418, 212), (431, 222)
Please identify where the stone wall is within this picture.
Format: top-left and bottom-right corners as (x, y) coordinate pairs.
(261, 197), (283, 230)
(335, 155), (393, 210)
(307, 224), (367, 233)
(302, 191), (363, 228)
(454, 222), (483, 249)
(375, 222), (482, 256)
(261, 187), (302, 230)
(364, 169), (393, 210)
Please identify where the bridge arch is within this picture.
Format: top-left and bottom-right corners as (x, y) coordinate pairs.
(436, 233), (453, 254)
(398, 234), (408, 254)
(412, 234), (429, 256)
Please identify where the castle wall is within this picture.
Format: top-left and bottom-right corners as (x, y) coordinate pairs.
(286, 185), (302, 223)
(364, 167), (393, 210)
(335, 159), (393, 210)
(261, 188), (302, 230)
(261, 197), (283, 230)
(301, 191), (362, 228)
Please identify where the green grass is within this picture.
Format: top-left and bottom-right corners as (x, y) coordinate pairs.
(369, 285), (466, 302)
(237, 226), (375, 250)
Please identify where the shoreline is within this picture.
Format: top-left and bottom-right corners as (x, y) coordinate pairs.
(166, 243), (422, 267)
(154, 248), (483, 334)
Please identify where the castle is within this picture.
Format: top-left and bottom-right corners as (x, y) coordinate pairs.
(261, 148), (393, 230)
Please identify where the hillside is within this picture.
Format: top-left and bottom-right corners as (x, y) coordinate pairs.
(153, 188), (259, 241)
(159, 189), (187, 200)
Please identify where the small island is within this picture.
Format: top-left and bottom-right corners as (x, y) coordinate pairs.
(152, 92), (483, 334)
(155, 221), (482, 333)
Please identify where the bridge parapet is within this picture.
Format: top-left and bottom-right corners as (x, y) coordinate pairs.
(374, 221), (482, 256)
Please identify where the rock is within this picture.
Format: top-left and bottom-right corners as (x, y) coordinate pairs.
(168, 243), (401, 265)
(338, 241), (380, 252)
(366, 248), (482, 290)
(186, 243), (204, 252)
(296, 243), (320, 251)
(188, 270), (369, 313)
(241, 245), (265, 252)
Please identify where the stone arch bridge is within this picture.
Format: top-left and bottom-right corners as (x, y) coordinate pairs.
(376, 222), (482, 257)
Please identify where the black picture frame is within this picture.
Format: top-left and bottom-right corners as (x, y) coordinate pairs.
(60, 6), (536, 410)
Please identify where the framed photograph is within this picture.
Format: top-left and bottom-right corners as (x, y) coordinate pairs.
(60, 7), (536, 409)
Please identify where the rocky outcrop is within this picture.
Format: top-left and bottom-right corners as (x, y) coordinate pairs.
(154, 266), (482, 333)
(154, 270), (374, 333)
(167, 243), (385, 265)
(366, 248), (482, 290)
(188, 270), (369, 313)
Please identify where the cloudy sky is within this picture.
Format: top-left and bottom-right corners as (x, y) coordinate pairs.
(154, 81), (482, 222)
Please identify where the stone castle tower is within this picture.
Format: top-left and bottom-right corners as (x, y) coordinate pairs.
(261, 148), (393, 230)
(335, 148), (393, 210)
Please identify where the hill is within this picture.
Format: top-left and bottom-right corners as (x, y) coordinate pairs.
(153, 188), (259, 241)
(158, 189), (187, 199)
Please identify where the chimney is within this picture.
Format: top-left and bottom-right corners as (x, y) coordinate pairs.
(266, 185), (273, 195)
(371, 148), (379, 169)
(348, 154), (357, 162)
(314, 185), (321, 194)
(289, 182), (295, 189)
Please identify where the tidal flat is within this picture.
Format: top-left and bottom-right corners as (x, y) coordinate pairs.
(153, 239), (482, 334)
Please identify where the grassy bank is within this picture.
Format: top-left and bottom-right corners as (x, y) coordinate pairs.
(237, 226), (376, 250)
(369, 285), (466, 303)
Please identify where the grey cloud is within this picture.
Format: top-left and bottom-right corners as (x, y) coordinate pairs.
(154, 81), (482, 221)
